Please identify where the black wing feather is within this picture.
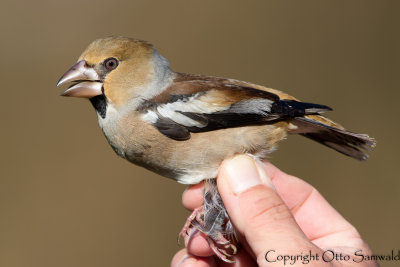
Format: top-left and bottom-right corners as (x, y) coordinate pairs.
(154, 117), (191, 141)
(148, 88), (332, 140)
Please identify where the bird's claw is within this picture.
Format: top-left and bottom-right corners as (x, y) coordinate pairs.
(207, 236), (236, 263)
(179, 207), (203, 238)
(178, 207), (237, 263)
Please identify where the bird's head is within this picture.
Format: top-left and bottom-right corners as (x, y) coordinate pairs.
(57, 37), (172, 109)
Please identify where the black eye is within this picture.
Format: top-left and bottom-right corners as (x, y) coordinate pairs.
(104, 57), (119, 70)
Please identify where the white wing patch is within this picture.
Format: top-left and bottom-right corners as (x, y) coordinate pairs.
(157, 105), (205, 127)
(140, 92), (274, 128)
(229, 99), (273, 115)
(141, 110), (159, 124)
(142, 93), (231, 127)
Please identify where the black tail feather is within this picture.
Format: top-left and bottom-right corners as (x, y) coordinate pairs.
(293, 117), (376, 161)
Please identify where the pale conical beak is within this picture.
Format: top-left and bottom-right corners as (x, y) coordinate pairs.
(57, 60), (103, 98)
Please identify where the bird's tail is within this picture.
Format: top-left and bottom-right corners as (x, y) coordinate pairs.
(289, 116), (376, 161)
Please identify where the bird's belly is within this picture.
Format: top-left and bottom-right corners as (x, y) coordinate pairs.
(123, 122), (288, 185)
(99, 110), (287, 185)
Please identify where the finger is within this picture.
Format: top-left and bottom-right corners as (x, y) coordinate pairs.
(183, 226), (259, 266)
(260, 161), (362, 248)
(182, 182), (204, 211)
(217, 155), (317, 262)
(184, 236), (257, 267)
(181, 182), (211, 257)
(183, 230), (258, 266)
(260, 161), (314, 211)
(171, 248), (216, 267)
(218, 249), (258, 267)
(185, 231), (214, 257)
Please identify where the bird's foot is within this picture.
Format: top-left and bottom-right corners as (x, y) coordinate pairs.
(179, 206), (237, 263)
(179, 207), (203, 238)
(206, 234), (237, 263)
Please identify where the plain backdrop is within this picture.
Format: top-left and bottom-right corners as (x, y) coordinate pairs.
(0, 0), (399, 266)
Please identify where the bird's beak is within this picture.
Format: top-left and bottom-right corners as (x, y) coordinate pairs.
(57, 60), (103, 98)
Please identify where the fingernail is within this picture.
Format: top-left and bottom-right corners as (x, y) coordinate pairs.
(223, 155), (262, 194)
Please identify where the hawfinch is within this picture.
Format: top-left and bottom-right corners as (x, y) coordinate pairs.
(57, 37), (375, 262)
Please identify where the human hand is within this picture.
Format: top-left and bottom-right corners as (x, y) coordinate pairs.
(171, 155), (377, 266)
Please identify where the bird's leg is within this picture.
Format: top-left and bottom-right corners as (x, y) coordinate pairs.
(179, 179), (238, 263)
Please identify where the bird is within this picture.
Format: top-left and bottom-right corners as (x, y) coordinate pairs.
(57, 36), (375, 263)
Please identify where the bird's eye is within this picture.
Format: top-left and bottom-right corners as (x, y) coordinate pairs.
(104, 57), (119, 71)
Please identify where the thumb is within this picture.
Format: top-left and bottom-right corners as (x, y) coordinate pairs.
(217, 155), (317, 263)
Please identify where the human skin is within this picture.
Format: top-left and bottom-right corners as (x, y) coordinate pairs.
(171, 155), (378, 267)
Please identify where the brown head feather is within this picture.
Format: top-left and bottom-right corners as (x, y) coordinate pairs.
(78, 37), (156, 107)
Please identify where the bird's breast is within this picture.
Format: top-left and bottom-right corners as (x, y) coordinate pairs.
(97, 106), (134, 158)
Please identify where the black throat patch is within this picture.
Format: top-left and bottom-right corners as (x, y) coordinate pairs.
(90, 94), (107, 119)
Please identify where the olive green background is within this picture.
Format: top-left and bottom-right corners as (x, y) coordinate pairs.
(0, 0), (398, 266)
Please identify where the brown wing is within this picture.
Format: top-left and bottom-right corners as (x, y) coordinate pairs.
(138, 73), (331, 140)
(161, 73), (344, 129)
(138, 73), (375, 160)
